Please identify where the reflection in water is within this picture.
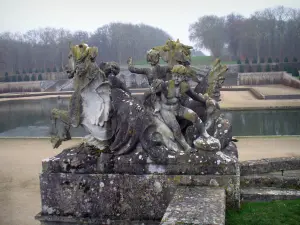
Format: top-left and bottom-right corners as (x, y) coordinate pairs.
(223, 109), (300, 136)
(0, 98), (300, 137)
(0, 98), (87, 137)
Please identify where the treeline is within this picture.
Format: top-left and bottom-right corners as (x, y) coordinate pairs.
(0, 23), (172, 74)
(189, 6), (300, 62)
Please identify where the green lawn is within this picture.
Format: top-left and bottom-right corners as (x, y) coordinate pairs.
(134, 56), (236, 66)
(226, 199), (300, 225)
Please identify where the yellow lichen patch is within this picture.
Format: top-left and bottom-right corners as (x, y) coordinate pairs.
(71, 45), (82, 61)
(71, 43), (98, 62)
(180, 81), (189, 93)
(171, 65), (189, 75)
(51, 108), (69, 123)
(206, 58), (228, 97)
(152, 39), (193, 63)
(183, 110), (196, 121)
(167, 80), (175, 98)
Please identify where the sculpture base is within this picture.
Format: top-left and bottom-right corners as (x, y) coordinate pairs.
(36, 142), (240, 224)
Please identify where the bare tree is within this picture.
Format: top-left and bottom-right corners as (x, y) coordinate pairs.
(189, 15), (226, 57)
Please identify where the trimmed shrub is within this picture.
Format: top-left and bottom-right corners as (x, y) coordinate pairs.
(284, 57), (289, 63)
(31, 74), (36, 81)
(292, 68), (299, 77)
(266, 64), (271, 72)
(24, 75), (30, 81)
(11, 75), (17, 82)
(287, 66), (293, 74)
(237, 59), (241, 64)
(35, 69), (39, 73)
(38, 74), (43, 80)
(4, 73), (10, 82)
(53, 67), (57, 72)
(17, 75), (23, 82)
(245, 58), (249, 64)
(267, 57), (272, 63)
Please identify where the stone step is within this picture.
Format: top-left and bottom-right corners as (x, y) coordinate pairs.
(241, 188), (300, 202)
(161, 187), (225, 225)
(241, 172), (300, 189)
(240, 157), (300, 176)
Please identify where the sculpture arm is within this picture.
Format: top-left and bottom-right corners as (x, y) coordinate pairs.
(128, 65), (152, 75)
(185, 88), (207, 104)
(160, 65), (172, 73)
(127, 57), (151, 75)
(143, 79), (164, 102)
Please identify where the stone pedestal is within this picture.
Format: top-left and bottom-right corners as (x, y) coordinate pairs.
(35, 142), (240, 224)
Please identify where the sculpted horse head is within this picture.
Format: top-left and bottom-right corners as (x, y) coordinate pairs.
(65, 42), (99, 79)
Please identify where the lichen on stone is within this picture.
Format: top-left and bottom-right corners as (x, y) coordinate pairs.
(51, 108), (69, 123)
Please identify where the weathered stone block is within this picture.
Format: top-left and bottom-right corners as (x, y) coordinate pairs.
(241, 187), (300, 201)
(241, 173), (300, 190)
(42, 143), (239, 176)
(161, 187), (225, 225)
(240, 157), (300, 176)
(36, 173), (239, 224)
(37, 142), (240, 224)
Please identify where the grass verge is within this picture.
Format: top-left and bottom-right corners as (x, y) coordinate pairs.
(226, 199), (300, 225)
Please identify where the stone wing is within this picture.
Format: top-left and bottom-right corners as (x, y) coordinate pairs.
(80, 81), (111, 127)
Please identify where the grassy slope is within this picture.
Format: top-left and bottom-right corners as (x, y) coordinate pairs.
(134, 56), (236, 66)
(226, 199), (300, 225)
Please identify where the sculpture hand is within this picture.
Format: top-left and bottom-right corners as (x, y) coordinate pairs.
(154, 108), (160, 114)
(127, 57), (133, 66)
(204, 94), (210, 101)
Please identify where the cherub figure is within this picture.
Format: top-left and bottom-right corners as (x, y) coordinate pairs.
(144, 65), (220, 152)
(127, 49), (172, 84)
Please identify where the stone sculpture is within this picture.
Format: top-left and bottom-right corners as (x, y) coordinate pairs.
(51, 43), (188, 157)
(50, 40), (234, 158)
(143, 65), (221, 152)
(127, 39), (201, 85)
(37, 41), (240, 225)
(127, 49), (172, 84)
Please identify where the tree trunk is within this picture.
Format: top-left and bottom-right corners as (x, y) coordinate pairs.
(256, 39), (260, 63)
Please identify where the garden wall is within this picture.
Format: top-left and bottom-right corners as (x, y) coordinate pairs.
(238, 72), (300, 89)
(227, 62), (300, 73)
(0, 72), (68, 82)
(0, 80), (58, 94)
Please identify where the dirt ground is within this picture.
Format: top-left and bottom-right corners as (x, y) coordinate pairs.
(220, 91), (300, 109)
(0, 137), (300, 225)
(252, 84), (300, 95)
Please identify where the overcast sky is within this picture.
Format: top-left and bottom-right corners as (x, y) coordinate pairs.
(1, 0), (300, 55)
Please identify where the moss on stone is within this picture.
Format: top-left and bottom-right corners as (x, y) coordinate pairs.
(51, 108), (69, 123)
